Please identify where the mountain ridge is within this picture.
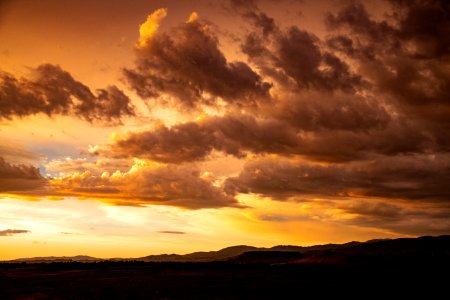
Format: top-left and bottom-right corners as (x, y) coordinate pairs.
(4, 235), (450, 263)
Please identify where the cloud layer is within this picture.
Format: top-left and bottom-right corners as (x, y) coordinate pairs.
(80, 2), (450, 218)
(0, 64), (135, 122)
(50, 160), (240, 209)
(1, 1), (450, 235)
(0, 157), (46, 193)
(225, 154), (450, 202)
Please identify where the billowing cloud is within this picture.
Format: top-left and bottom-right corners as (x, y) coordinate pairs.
(50, 160), (241, 209)
(334, 198), (450, 235)
(271, 92), (390, 132)
(0, 229), (30, 236)
(97, 114), (298, 163)
(241, 12), (362, 92)
(45, 157), (132, 177)
(0, 64), (135, 122)
(2, 0), (450, 238)
(225, 154), (450, 202)
(108, 2), (450, 165)
(326, 0), (450, 124)
(0, 156), (47, 193)
(1, 156), (240, 209)
(97, 107), (441, 164)
(124, 9), (271, 108)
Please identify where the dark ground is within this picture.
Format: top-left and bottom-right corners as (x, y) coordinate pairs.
(1, 260), (449, 299)
(2, 235), (450, 299)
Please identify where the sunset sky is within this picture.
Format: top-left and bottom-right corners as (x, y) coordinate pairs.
(1, 0), (449, 260)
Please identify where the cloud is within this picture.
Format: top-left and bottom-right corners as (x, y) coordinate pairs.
(271, 91), (390, 132)
(0, 156), (47, 193)
(0, 64), (135, 122)
(0, 141), (43, 165)
(97, 106), (440, 164)
(158, 231), (186, 234)
(45, 157), (132, 177)
(243, 11), (276, 37)
(0, 229), (30, 236)
(225, 0), (260, 12)
(49, 160), (241, 209)
(337, 199), (450, 235)
(124, 9), (271, 109)
(241, 13), (362, 92)
(1, 155), (240, 209)
(1, 153), (241, 209)
(85, 1), (447, 178)
(138, 8), (168, 48)
(255, 199), (450, 236)
(2, 0), (449, 235)
(225, 154), (450, 202)
(97, 114), (298, 163)
(101, 2), (450, 166)
(326, 0), (450, 124)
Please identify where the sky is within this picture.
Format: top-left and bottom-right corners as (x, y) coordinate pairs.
(1, 0), (449, 260)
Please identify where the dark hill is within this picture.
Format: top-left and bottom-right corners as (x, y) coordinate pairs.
(5, 235), (450, 264)
(2, 235), (450, 298)
(227, 251), (305, 264)
(296, 235), (450, 264)
(138, 242), (365, 262)
(139, 245), (259, 262)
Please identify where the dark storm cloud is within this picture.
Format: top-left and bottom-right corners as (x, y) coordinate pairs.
(115, 2), (450, 165)
(224, 158), (346, 200)
(243, 11), (276, 37)
(226, 0), (259, 11)
(124, 12), (271, 109)
(391, 0), (450, 59)
(104, 122), (217, 163)
(0, 64), (135, 122)
(0, 156), (47, 193)
(98, 114), (298, 163)
(339, 200), (450, 236)
(329, 0), (450, 61)
(293, 118), (438, 162)
(100, 107), (441, 164)
(241, 15), (362, 92)
(272, 92), (390, 132)
(326, 0), (450, 124)
(225, 154), (450, 202)
(0, 229), (30, 236)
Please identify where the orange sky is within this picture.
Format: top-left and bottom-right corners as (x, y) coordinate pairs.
(1, 0), (449, 260)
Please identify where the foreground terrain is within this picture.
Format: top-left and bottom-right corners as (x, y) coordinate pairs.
(1, 236), (449, 299)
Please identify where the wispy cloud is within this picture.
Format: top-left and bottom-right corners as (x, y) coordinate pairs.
(0, 229), (30, 236)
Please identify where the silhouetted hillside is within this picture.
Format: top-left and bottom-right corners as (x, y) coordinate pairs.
(227, 251), (305, 264)
(2, 235), (450, 299)
(137, 241), (367, 262)
(4, 235), (450, 264)
(140, 245), (259, 262)
(294, 235), (450, 265)
(10, 255), (101, 263)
